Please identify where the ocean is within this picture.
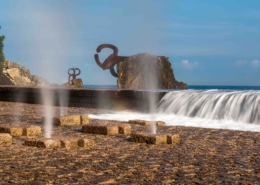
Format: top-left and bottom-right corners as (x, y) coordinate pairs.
(84, 85), (260, 91)
(85, 85), (260, 132)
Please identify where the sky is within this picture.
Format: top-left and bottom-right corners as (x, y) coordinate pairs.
(1, 0), (260, 86)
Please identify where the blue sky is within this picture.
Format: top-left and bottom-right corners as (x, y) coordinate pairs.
(1, 0), (260, 86)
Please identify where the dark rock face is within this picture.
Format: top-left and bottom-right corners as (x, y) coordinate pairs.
(117, 53), (187, 89)
(20, 67), (32, 80)
(31, 75), (49, 86)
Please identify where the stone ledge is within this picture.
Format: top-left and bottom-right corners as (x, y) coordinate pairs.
(131, 132), (180, 145)
(128, 120), (166, 126)
(0, 125), (42, 136)
(0, 133), (12, 146)
(24, 138), (95, 149)
(42, 115), (90, 126)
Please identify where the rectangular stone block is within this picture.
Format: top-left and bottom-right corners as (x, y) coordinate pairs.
(36, 139), (61, 148)
(78, 139), (95, 148)
(81, 115), (90, 125)
(118, 124), (131, 135)
(167, 134), (180, 145)
(0, 126), (23, 136)
(24, 139), (37, 147)
(23, 126), (42, 136)
(82, 124), (118, 135)
(43, 115), (81, 126)
(0, 133), (12, 146)
(156, 121), (166, 126)
(128, 120), (150, 126)
(60, 139), (78, 148)
(131, 132), (167, 144)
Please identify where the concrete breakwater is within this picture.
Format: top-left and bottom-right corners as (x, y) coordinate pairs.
(0, 85), (168, 112)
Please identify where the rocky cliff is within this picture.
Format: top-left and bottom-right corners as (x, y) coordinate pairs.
(0, 59), (49, 86)
(117, 53), (187, 89)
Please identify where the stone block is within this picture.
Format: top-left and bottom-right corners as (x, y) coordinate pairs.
(60, 139), (78, 148)
(36, 139), (61, 149)
(128, 120), (150, 126)
(82, 124), (118, 135)
(43, 115), (81, 126)
(55, 115), (81, 126)
(118, 124), (131, 135)
(78, 139), (95, 148)
(23, 126), (42, 136)
(167, 134), (180, 145)
(131, 132), (167, 144)
(156, 121), (166, 126)
(0, 133), (12, 146)
(0, 126), (23, 136)
(81, 115), (90, 125)
(128, 120), (166, 127)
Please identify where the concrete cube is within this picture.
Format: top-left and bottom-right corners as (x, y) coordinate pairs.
(156, 121), (166, 126)
(36, 139), (61, 148)
(118, 124), (131, 135)
(0, 126), (23, 136)
(23, 126), (42, 136)
(24, 139), (37, 147)
(81, 115), (90, 125)
(167, 134), (180, 145)
(60, 139), (78, 148)
(128, 120), (150, 126)
(82, 124), (118, 135)
(78, 139), (95, 148)
(42, 115), (82, 126)
(0, 133), (12, 146)
(131, 132), (167, 144)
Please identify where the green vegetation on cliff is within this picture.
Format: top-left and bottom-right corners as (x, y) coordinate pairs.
(0, 26), (5, 68)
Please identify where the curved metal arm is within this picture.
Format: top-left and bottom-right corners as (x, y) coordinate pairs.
(110, 64), (118, 77)
(96, 44), (118, 56)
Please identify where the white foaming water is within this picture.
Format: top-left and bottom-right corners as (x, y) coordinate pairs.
(88, 112), (260, 132)
(41, 88), (54, 138)
(157, 90), (260, 124)
(88, 90), (260, 132)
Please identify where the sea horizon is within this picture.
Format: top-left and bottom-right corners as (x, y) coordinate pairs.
(84, 85), (260, 91)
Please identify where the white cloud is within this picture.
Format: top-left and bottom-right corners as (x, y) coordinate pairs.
(235, 60), (247, 67)
(251, 59), (260, 69)
(235, 59), (260, 69)
(179, 60), (198, 69)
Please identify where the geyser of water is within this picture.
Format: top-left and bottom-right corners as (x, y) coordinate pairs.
(145, 57), (160, 134)
(41, 88), (54, 138)
(58, 88), (69, 116)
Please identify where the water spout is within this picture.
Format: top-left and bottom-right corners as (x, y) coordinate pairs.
(41, 88), (54, 138)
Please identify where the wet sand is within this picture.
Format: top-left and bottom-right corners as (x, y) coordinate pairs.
(0, 101), (260, 184)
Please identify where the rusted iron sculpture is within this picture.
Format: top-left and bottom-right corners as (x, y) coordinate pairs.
(68, 68), (81, 84)
(94, 44), (129, 77)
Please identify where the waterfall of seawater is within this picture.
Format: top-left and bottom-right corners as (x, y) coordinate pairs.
(157, 90), (260, 124)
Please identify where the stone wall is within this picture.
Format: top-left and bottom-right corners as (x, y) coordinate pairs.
(0, 86), (167, 112)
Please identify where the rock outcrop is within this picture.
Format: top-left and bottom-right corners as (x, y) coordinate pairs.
(62, 78), (84, 88)
(0, 59), (49, 86)
(117, 53), (187, 89)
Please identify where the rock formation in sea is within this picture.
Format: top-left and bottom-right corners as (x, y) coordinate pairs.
(117, 53), (187, 89)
